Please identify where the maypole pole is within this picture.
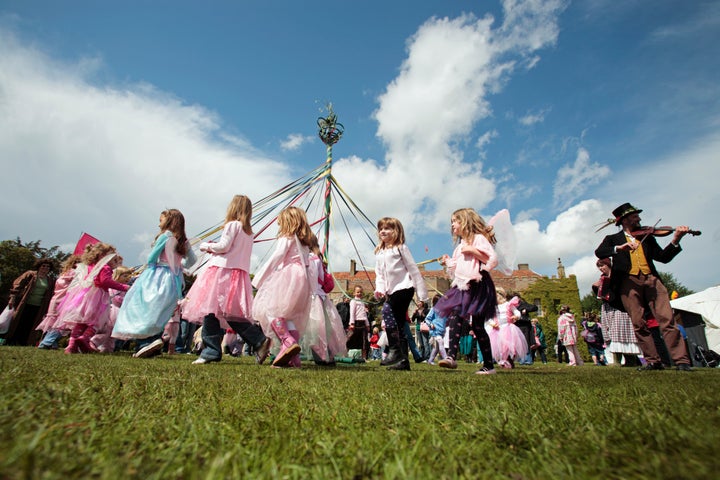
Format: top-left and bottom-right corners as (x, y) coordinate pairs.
(317, 104), (344, 261)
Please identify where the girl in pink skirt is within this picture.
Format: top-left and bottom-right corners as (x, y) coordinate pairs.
(182, 195), (271, 364)
(252, 207), (314, 368)
(56, 243), (128, 354)
(487, 289), (528, 368)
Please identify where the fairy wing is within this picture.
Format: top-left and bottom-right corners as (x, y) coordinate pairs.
(488, 209), (516, 276)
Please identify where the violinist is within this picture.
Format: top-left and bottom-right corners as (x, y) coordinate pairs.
(594, 203), (693, 372)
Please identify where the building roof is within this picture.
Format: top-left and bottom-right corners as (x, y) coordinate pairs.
(332, 266), (543, 282)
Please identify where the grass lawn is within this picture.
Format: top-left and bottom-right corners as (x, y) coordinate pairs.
(1, 347), (719, 479)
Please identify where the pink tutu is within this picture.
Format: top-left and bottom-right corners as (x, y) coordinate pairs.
(252, 262), (311, 335)
(498, 323), (528, 360)
(301, 295), (348, 362)
(56, 285), (111, 331)
(182, 266), (254, 328)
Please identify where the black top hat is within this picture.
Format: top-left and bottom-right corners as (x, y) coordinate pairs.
(612, 203), (642, 225)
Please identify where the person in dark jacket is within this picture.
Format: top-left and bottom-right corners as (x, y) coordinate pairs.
(595, 203), (693, 372)
(3, 258), (56, 346)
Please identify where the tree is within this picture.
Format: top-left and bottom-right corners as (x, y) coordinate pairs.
(0, 238), (70, 304)
(658, 271), (694, 298)
(580, 292), (601, 314)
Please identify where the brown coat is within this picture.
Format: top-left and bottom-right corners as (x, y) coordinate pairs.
(5, 270), (56, 343)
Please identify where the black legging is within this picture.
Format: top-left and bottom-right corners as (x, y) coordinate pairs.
(447, 313), (494, 369)
(384, 288), (415, 345)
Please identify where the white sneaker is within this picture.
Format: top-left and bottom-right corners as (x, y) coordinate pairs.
(133, 339), (164, 358)
(192, 357), (218, 365)
(475, 367), (497, 375)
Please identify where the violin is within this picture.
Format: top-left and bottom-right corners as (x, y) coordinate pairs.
(630, 226), (701, 239)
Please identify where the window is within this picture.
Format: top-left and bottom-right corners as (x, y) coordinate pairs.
(534, 298), (542, 317)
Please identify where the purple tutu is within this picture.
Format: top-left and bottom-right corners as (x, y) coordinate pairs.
(435, 271), (497, 323)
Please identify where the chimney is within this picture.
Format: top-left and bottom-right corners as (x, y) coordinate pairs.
(350, 259), (357, 276)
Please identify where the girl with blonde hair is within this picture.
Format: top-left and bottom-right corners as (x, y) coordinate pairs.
(252, 206), (314, 367)
(436, 208), (499, 374)
(182, 195), (271, 365)
(57, 243), (127, 353)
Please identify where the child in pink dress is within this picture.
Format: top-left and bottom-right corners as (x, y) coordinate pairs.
(56, 243), (128, 354)
(36, 254), (81, 349)
(182, 195), (271, 364)
(558, 305), (583, 366)
(252, 206), (314, 368)
(487, 289), (528, 368)
(435, 208), (499, 375)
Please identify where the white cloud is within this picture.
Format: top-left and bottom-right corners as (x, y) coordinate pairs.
(280, 133), (314, 151)
(0, 30), (291, 266)
(518, 108), (549, 126)
(476, 129), (499, 159)
(553, 147), (610, 209)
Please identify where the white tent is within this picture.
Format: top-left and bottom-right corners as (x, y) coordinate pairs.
(671, 285), (720, 353)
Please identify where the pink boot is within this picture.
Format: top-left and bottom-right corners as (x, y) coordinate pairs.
(270, 319), (300, 367)
(288, 330), (301, 368)
(65, 324), (86, 354)
(64, 337), (79, 354)
(77, 326), (98, 353)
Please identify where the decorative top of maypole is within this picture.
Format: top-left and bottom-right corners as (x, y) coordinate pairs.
(317, 103), (344, 146)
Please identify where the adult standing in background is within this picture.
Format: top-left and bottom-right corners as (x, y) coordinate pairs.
(595, 202), (694, 371)
(3, 259), (56, 346)
(593, 257), (642, 366)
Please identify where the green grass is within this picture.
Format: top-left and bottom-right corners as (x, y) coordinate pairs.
(1, 348), (719, 479)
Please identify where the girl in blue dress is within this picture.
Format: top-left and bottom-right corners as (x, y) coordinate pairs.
(112, 209), (196, 355)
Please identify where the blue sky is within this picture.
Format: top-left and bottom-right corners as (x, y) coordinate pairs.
(1, 0), (718, 296)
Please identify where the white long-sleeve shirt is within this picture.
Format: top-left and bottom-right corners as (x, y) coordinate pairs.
(374, 244), (428, 301)
(349, 298), (369, 328)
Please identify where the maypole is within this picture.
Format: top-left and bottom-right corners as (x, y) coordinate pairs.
(317, 104), (344, 261)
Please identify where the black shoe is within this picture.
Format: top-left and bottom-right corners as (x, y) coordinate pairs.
(676, 363), (694, 372)
(386, 359), (410, 371)
(637, 362), (665, 371)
